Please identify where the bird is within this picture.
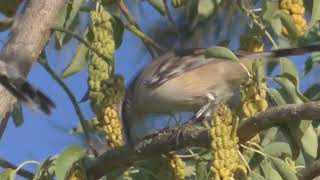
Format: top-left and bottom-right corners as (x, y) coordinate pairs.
(0, 60), (55, 114)
(120, 43), (320, 144)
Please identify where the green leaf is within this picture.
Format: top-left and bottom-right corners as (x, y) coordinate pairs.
(111, 16), (124, 49)
(61, 28), (89, 78)
(260, 159), (282, 180)
(267, 88), (286, 105)
(263, 142), (292, 157)
(303, 52), (320, 75)
(308, 0), (320, 29)
(279, 58), (299, 84)
(55, 144), (85, 180)
(270, 18), (283, 36)
(198, 0), (215, 19)
(55, 0), (84, 48)
(195, 161), (208, 180)
(304, 83), (320, 100)
(33, 156), (56, 180)
(248, 171), (266, 180)
(273, 74), (317, 159)
(273, 74), (307, 104)
(269, 157), (298, 180)
(147, 0), (165, 16)
(11, 103), (23, 127)
(79, 90), (89, 103)
(0, 169), (13, 180)
(262, 1), (279, 21)
(261, 127), (279, 147)
(299, 125), (318, 159)
(204, 46), (238, 61)
(276, 10), (299, 38)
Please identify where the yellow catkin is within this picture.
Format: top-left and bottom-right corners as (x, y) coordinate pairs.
(88, 8), (115, 110)
(102, 105), (124, 148)
(239, 36), (268, 118)
(279, 0), (307, 36)
(163, 152), (185, 180)
(88, 6), (125, 148)
(209, 104), (247, 180)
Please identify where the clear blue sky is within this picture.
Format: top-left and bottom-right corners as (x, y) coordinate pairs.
(0, 2), (319, 179)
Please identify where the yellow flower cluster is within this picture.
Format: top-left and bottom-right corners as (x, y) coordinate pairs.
(240, 36), (264, 53)
(164, 152), (185, 180)
(88, 8), (115, 110)
(279, 0), (307, 36)
(209, 104), (247, 180)
(241, 81), (268, 118)
(102, 106), (124, 148)
(171, 0), (186, 8)
(88, 7), (125, 148)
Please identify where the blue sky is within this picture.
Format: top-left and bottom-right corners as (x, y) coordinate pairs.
(0, 2), (319, 179)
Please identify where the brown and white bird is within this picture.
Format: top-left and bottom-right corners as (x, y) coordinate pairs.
(120, 43), (320, 143)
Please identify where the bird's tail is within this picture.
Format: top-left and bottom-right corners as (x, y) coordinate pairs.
(244, 42), (320, 60)
(0, 73), (55, 114)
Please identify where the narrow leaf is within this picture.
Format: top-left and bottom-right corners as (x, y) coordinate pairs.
(147, 0), (165, 16)
(11, 103), (23, 127)
(269, 157), (298, 180)
(204, 46), (238, 61)
(308, 0), (320, 29)
(61, 28), (89, 78)
(55, 0), (84, 48)
(260, 159), (282, 180)
(55, 145), (85, 180)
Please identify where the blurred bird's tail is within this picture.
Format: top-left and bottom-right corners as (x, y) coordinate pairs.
(243, 42), (320, 60)
(0, 64), (55, 114)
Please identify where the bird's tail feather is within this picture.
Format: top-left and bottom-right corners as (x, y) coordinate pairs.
(0, 74), (55, 114)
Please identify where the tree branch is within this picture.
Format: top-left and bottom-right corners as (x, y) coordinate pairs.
(0, 158), (34, 179)
(0, 0), (65, 136)
(86, 101), (320, 179)
(237, 101), (320, 143)
(0, 0), (65, 138)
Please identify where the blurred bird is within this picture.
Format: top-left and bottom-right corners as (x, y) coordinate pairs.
(120, 43), (320, 143)
(0, 60), (55, 114)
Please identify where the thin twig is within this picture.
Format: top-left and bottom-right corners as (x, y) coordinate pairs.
(0, 158), (34, 179)
(124, 24), (165, 53)
(38, 58), (98, 156)
(237, 0), (278, 48)
(117, 0), (165, 56)
(52, 27), (112, 64)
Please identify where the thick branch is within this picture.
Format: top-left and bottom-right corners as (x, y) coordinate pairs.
(237, 101), (320, 143)
(86, 124), (209, 179)
(0, 0), (65, 138)
(86, 101), (320, 179)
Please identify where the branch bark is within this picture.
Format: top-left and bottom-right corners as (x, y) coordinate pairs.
(86, 101), (320, 179)
(0, 0), (65, 138)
